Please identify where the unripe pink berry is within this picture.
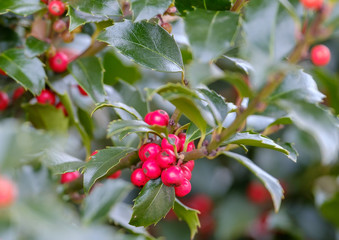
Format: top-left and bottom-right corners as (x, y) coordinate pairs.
(0, 176), (17, 208)
(175, 178), (191, 197)
(161, 166), (183, 187)
(142, 160), (162, 179)
(156, 149), (176, 169)
(53, 19), (67, 33)
(131, 168), (149, 187)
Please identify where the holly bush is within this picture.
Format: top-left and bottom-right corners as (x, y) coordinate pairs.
(1, 0), (339, 239)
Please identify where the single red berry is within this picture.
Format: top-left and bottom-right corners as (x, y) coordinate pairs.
(161, 134), (181, 152)
(60, 171), (81, 184)
(144, 110), (169, 126)
(181, 165), (192, 181)
(12, 87), (25, 101)
(77, 85), (88, 96)
(178, 133), (186, 152)
(56, 102), (68, 116)
(142, 160), (162, 179)
(138, 143), (161, 162)
(156, 149), (176, 169)
(0, 91), (9, 111)
(185, 194), (213, 216)
(0, 176), (17, 208)
(48, 0), (66, 16)
(183, 160), (195, 171)
(0, 68), (6, 76)
(144, 112), (153, 125)
(300, 0), (323, 10)
(187, 141), (195, 152)
(311, 44), (331, 66)
(174, 178), (191, 197)
(161, 166), (183, 187)
(36, 89), (56, 105)
(53, 19), (67, 33)
(246, 182), (271, 204)
(49, 51), (69, 73)
(107, 170), (122, 179)
(161, 22), (172, 33)
(131, 168), (149, 187)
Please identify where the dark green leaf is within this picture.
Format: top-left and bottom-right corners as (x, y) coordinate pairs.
(222, 151), (284, 212)
(68, 0), (121, 17)
(176, 0), (231, 13)
(83, 147), (136, 193)
(320, 192), (339, 228)
(186, 62), (224, 87)
(184, 9), (239, 62)
(24, 36), (49, 58)
(222, 56), (254, 74)
(131, 0), (172, 22)
(98, 20), (184, 72)
(129, 178), (175, 227)
(78, 107), (94, 138)
(0, 49), (45, 95)
(0, 0), (44, 16)
(22, 103), (69, 134)
(173, 199), (200, 239)
(0, 26), (21, 52)
(92, 102), (142, 120)
(82, 179), (132, 224)
(68, 56), (106, 103)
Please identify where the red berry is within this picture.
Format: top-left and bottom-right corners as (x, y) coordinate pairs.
(183, 160), (195, 171)
(174, 178), (191, 197)
(161, 22), (172, 33)
(156, 149), (176, 169)
(0, 68), (6, 76)
(60, 171), (81, 184)
(56, 102), (68, 116)
(138, 143), (161, 162)
(311, 44), (331, 66)
(246, 182), (271, 204)
(142, 160), (162, 179)
(49, 51), (69, 73)
(178, 133), (186, 151)
(48, 0), (66, 16)
(131, 168), (149, 187)
(187, 141), (195, 152)
(186, 194), (213, 216)
(0, 176), (17, 208)
(181, 165), (192, 181)
(0, 91), (9, 111)
(107, 170), (122, 179)
(53, 19), (67, 33)
(144, 110), (169, 126)
(300, 0), (323, 10)
(161, 134), (181, 152)
(89, 150), (98, 160)
(36, 89), (56, 105)
(77, 85), (88, 96)
(161, 166), (183, 187)
(144, 112), (152, 125)
(12, 87), (25, 101)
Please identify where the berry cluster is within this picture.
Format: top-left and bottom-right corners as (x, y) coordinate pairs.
(131, 110), (195, 197)
(36, 89), (68, 116)
(0, 87), (25, 112)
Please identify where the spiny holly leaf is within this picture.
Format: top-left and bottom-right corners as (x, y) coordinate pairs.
(107, 119), (167, 140)
(92, 102), (142, 120)
(24, 36), (50, 58)
(68, 0), (121, 17)
(83, 147), (136, 193)
(131, 0), (172, 22)
(129, 178), (175, 227)
(22, 103), (69, 134)
(222, 56), (254, 74)
(176, 0), (232, 13)
(222, 151), (284, 212)
(68, 56), (106, 103)
(82, 179), (132, 224)
(223, 132), (296, 162)
(0, 0), (45, 16)
(184, 9), (239, 62)
(0, 49), (45, 95)
(186, 61), (224, 86)
(42, 149), (85, 174)
(98, 20), (184, 73)
(173, 199), (200, 239)
(77, 107), (94, 138)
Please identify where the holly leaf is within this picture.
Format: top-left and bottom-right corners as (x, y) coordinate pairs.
(98, 20), (184, 73)
(184, 9), (239, 62)
(176, 0), (232, 13)
(129, 178), (175, 227)
(222, 151), (284, 212)
(68, 0), (121, 17)
(0, 49), (45, 95)
(186, 61), (224, 86)
(173, 199), (200, 239)
(131, 0), (172, 22)
(0, 0), (45, 16)
(24, 36), (50, 58)
(92, 102), (142, 120)
(82, 179), (132, 224)
(0, 26), (21, 52)
(83, 147), (136, 193)
(68, 56), (106, 103)
(320, 192), (339, 228)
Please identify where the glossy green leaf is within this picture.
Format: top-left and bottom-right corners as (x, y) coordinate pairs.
(82, 179), (132, 224)
(0, 49), (45, 95)
(223, 132), (296, 162)
(92, 102), (142, 120)
(222, 56), (254, 74)
(184, 9), (239, 62)
(83, 147), (136, 193)
(68, 0), (121, 17)
(78, 107), (94, 138)
(222, 151), (284, 212)
(0, 0), (45, 16)
(176, 0), (231, 13)
(186, 62), (224, 87)
(131, 0), (172, 22)
(173, 199), (200, 239)
(0, 26), (21, 52)
(24, 36), (49, 58)
(129, 178), (175, 227)
(98, 20), (184, 72)
(68, 56), (106, 103)
(22, 103), (69, 134)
